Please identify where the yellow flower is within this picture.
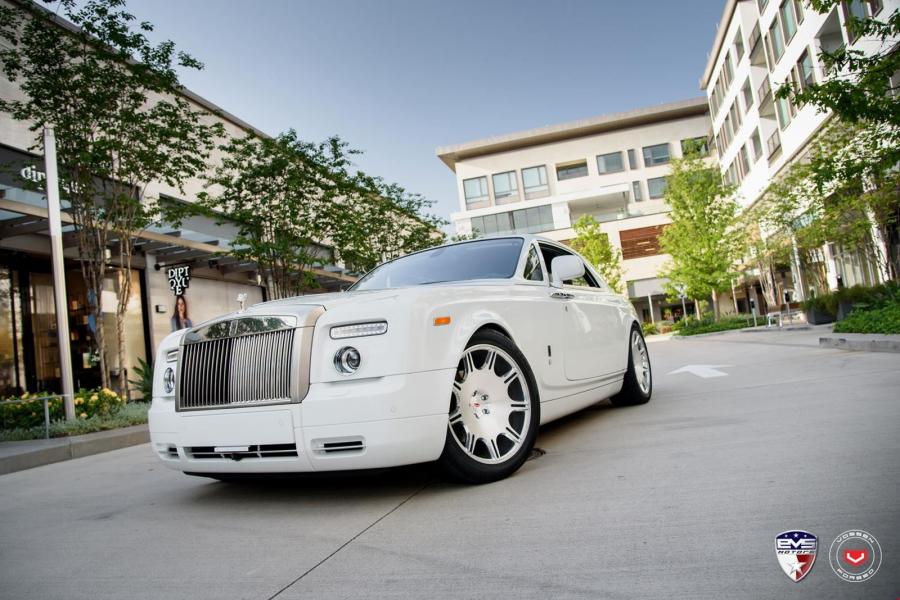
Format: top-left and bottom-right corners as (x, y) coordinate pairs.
(90, 394), (98, 401)
(79, 412), (87, 419)
(75, 398), (83, 405)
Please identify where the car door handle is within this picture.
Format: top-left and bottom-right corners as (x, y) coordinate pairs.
(551, 291), (575, 300)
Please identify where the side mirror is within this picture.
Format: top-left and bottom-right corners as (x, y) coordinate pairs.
(550, 255), (584, 287)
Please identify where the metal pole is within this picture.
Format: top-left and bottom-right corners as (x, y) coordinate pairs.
(44, 127), (76, 421)
(681, 296), (687, 320)
(730, 279), (739, 314)
(647, 294), (655, 324)
(43, 398), (50, 439)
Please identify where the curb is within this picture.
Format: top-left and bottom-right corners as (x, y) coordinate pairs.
(819, 336), (900, 354)
(0, 424), (149, 476)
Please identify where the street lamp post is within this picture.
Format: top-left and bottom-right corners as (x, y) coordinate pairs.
(44, 126), (76, 420)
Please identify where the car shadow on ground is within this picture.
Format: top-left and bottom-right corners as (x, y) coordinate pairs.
(166, 399), (626, 505)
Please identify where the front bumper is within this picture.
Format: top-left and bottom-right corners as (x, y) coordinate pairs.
(149, 368), (455, 474)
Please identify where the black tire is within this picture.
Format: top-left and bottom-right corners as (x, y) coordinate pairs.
(438, 329), (540, 484)
(610, 324), (652, 407)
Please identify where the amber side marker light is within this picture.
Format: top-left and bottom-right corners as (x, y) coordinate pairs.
(433, 316), (451, 326)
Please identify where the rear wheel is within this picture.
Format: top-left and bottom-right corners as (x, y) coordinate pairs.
(438, 330), (540, 484)
(610, 325), (652, 407)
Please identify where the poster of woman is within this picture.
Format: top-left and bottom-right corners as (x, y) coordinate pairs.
(171, 295), (193, 332)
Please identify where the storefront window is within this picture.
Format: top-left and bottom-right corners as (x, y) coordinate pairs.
(0, 267), (26, 396)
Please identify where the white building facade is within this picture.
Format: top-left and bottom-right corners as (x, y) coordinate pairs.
(702, 0), (899, 297)
(436, 99), (711, 323)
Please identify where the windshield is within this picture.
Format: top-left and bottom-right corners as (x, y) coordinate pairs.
(351, 237), (525, 291)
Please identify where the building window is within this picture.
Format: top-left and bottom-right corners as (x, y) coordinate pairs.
(751, 129), (764, 161)
(758, 0), (769, 10)
(491, 171), (519, 204)
(596, 151), (624, 174)
(730, 101), (742, 130)
(742, 78), (754, 110)
(797, 48), (815, 89)
(842, 0), (880, 41)
(647, 176), (667, 199)
(471, 204), (554, 235)
(769, 19), (785, 63)
(709, 89), (720, 118)
(722, 51), (734, 87)
(793, 0), (804, 23)
(556, 160), (588, 181)
(627, 148), (638, 169)
(632, 181), (643, 202)
(642, 143), (670, 166)
(776, 89), (792, 129)
(620, 225), (666, 260)
(463, 176), (489, 209)
(780, 0), (798, 42)
(734, 29), (745, 61)
(521, 165), (549, 199)
(680, 137), (708, 156)
(738, 144), (751, 177)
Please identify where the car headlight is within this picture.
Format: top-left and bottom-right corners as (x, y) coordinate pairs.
(334, 346), (362, 374)
(329, 321), (387, 339)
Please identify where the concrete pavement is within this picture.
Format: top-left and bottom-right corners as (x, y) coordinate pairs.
(1, 328), (897, 599)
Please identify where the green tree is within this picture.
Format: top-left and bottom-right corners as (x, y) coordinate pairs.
(753, 120), (900, 285)
(330, 175), (445, 274)
(777, 3), (900, 128)
(658, 148), (742, 319)
(0, 0), (222, 395)
(571, 215), (625, 294)
(187, 130), (354, 299)
(181, 130), (445, 296)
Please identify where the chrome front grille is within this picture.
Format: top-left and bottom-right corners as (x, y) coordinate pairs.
(177, 329), (296, 411)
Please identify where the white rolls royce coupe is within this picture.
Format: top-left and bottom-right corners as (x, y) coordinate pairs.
(149, 235), (652, 483)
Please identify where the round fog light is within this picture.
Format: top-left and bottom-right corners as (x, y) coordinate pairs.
(163, 367), (176, 394)
(334, 346), (361, 374)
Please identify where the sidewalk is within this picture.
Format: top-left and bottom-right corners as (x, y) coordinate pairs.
(0, 424), (148, 475)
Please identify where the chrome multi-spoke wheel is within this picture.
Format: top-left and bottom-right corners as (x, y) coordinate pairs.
(611, 324), (652, 407)
(439, 329), (539, 483)
(631, 330), (651, 395)
(448, 344), (531, 465)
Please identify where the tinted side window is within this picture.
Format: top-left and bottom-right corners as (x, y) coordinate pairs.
(523, 245), (544, 281)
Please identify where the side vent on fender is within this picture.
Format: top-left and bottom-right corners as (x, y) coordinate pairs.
(311, 437), (365, 456)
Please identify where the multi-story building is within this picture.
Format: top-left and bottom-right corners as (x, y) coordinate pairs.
(702, 0), (899, 299)
(436, 98), (711, 323)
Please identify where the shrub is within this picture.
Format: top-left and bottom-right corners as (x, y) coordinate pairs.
(0, 387), (126, 430)
(833, 301), (900, 334)
(641, 322), (659, 336)
(673, 314), (757, 336)
(804, 282), (900, 319)
(0, 402), (149, 442)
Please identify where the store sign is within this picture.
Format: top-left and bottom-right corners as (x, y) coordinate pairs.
(167, 265), (191, 296)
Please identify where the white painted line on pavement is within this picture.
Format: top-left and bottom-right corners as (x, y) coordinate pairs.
(667, 364), (732, 378)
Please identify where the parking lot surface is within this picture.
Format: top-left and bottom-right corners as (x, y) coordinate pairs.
(1, 328), (898, 599)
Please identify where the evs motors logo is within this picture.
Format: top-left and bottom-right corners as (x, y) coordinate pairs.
(775, 530), (817, 582)
(829, 530), (882, 582)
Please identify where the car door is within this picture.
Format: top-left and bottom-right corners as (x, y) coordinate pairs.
(539, 243), (625, 382)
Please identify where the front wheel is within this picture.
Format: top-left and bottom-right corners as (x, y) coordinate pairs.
(438, 330), (540, 484)
(610, 325), (652, 407)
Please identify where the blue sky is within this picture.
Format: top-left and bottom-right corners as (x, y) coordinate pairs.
(127, 0), (724, 225)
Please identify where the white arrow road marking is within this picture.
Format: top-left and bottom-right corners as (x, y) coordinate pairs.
(668, 364), (732, 378)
